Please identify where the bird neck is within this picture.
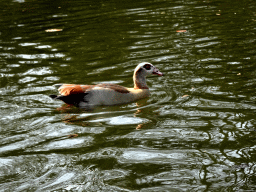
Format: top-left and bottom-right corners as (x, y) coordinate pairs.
(133, 70), (148, 89)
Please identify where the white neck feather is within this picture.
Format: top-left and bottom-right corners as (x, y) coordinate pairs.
(133, 69), (148, 89)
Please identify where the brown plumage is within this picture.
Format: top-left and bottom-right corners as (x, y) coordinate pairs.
(58, 84), (130, 96)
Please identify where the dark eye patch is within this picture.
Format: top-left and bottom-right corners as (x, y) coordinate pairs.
(143, 64), (151, 70)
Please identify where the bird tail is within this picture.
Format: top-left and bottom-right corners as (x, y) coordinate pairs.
(49, 93), (89, 107)
(49, 94), (58, 99)
(53, 84), (63, 89)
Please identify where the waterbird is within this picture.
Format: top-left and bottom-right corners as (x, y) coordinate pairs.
(49, 62), (163, 108)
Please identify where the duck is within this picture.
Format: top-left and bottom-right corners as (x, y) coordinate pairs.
(49, 62), (163, 108)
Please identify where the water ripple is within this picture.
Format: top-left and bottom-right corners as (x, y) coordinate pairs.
(0, 0), (256, 191)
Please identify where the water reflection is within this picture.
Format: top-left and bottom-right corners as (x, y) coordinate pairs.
(1, 0), (256, 191)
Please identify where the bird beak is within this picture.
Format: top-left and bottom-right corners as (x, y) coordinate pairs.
(152, 67), (163, 76)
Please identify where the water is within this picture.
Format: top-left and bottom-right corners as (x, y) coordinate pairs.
(1, 0), (256, 191)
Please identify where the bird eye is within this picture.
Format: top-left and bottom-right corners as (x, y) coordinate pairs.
(143, 64), (151, 70)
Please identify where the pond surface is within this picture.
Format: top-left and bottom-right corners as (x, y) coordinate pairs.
(1, 0), (256, 191)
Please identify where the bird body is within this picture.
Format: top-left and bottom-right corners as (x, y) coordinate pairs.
(50, 62), (163, 108)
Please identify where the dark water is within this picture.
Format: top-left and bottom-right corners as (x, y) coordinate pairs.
(1, 0), (256, 191)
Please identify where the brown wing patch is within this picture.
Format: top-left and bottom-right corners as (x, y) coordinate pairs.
(59, 84), (95, 96)
(97, 84), (130, 93)
(58, 83), (129, 95)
